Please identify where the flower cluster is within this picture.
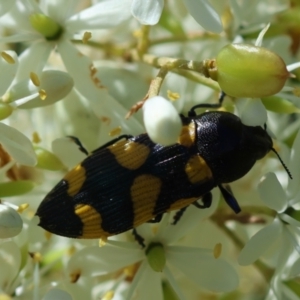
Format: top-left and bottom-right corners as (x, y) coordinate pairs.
(0, 0), (299, 300)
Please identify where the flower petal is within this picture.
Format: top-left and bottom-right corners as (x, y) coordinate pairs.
(0, 0), (16, 17)
(0, 204), (22, 238)
(66, 0), (132, 31)
(258, 172), (287, 212)
(67, 241), (143, 277)
(157, 188), (220, 244)
(57, 40), (143, 141)
(43, 289), (72, 300)
(163, 265), (187, 300)
(167, 246), (239, 292)
(0, 241), (21, 286)
(17, 70), (74, 109)
(288, 128), (300, 198)
(131, 262), (163, 300)
(0, 122), (37, 166)
(183, 0), (222, 33)
(235, 98), (267, 126)
(0, 51), (18, 96)
(17, 41), (52, 81)
(238, 219), (282, 265)
(131, 0), (164, 25)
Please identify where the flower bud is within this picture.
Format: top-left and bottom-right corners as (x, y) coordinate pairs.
(0, 103), (13, 120)
(143, 96), (182, 146)
(35, 146), (65, 171)
(208, 44), (289, 98)
(0, 181), (35, 197)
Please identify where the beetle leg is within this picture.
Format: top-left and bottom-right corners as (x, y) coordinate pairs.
(193, 192), (212, 209)
(67, 136), (89, 156)
(132, 228), (145, 248)
(172, 207), (187, 225)
(172, 192), (212, 225)
(218, 184), (241, 214)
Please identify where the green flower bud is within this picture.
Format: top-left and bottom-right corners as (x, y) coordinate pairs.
(208, 44), (289, 98)
(0, 181), (35, 197)
(35, 146), (65, 171)
(0, 103), (13, 120)
(146, 242), (166, 272)
(29, 14), (63, 40)
(262, 96), (300, 113)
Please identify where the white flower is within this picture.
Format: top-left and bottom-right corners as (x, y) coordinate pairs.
(238, 128), (300, 269)
(131, 0), (223, 33)
(0, 0), (142, 137)
(67, 205), (239, 299)
(0, 241), (21, 295)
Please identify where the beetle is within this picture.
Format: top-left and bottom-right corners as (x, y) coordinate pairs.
(36, 104), (286, 240)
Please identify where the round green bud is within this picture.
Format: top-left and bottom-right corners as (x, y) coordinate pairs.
(0, 103), (13, 120)
(209, 44), (289, 98)
(146, 242), (166, 272)
(35, 146), (65, 171)
(0, 181), (35, 197)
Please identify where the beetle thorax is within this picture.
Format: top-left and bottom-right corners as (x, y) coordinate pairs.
(194, 112), (272, 184)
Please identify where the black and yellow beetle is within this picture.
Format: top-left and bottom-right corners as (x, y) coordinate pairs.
(36, 103), (287, 240)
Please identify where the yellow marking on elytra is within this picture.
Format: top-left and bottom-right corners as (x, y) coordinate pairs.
(167, 197), (198, 211)
(74, 204), (110, 239)
(185, 155), (212, 184)
(177, 122), (196, 148)
(131, 174), (162, 227)
(109, 140), (150, 170)
(64, 164), (86, 197)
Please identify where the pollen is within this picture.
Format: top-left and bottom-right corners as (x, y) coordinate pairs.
(32, 131), (42, 144)
(102, 291), (114, 300)
(167, 90), (180, 101)
(213, 243), (222, 259)
(39, 89), (47, 100)
(82, 31), (92, 43)
(17, 203), (29, 213)
(1, 52), (15, 64)
(30, 72), (40, 86)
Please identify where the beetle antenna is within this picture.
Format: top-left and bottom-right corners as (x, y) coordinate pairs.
(271, 148), (293, 180)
